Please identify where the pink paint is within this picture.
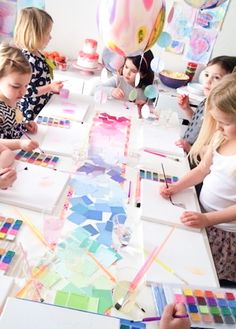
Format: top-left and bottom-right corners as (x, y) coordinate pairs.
(143, 0), (153, 10)
(63, 108), (75, 114)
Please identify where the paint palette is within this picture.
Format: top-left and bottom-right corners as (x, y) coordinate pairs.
(0, 248), (15, 274)
(15, 150), (59, 168)
(139, 168), (178, 183)
(152, 283), (236, 328)
(0, 216), (23, 241)
(120, 319), (146, 329)
(36, 115), (71, 128)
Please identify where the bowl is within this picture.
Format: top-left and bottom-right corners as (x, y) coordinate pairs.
(187, 82), (204, 96)
(159, 70), (189, 89)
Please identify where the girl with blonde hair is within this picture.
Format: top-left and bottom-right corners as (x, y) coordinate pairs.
(14, 7), (63, 120)
(160, 72), (236, 285)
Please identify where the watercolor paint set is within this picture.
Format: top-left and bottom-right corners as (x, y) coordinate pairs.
(36, 115), (71, 128)
(0, 248), (15, 275)
(152, 283), (236, 328)
(139, 168), (178, 183)
(15, 150), (60, 169)
(0, 216), (23, 241)
(120, 319), (146, 329)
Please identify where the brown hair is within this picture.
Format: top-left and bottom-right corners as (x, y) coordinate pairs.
(0, 42), (31, 78)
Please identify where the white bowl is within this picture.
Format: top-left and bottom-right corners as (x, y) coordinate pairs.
(187, 82), (204, 96)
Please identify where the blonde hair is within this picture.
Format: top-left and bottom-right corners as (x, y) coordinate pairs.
(0, 42), (31, 78)
(189, 72), (236, 164)
(14, 7), (53, 52)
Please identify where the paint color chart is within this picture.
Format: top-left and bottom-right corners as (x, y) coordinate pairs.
(0, 216), (23, 241)
(139, 169), (178, 183)
(15, 150), (59, 169)
(36, 116), (71, 128)
(0, 248), (15, 274)
(120, 319), (146, 329)
(152, 283), (236, 328)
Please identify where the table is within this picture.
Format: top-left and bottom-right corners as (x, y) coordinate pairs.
(0, 87), (218, 329)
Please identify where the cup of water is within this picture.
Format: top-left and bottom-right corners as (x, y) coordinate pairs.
(112, 213), (132, 250)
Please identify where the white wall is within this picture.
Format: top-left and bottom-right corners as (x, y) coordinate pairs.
(45, 0), (236, 74)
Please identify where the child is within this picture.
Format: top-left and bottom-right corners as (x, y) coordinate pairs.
(95, 50), (154, 103)
(14, 7), (63, 120)
(176, 56), (236, 153)
(160, 303), (190, 329)
(0, 167), (16, 189)
(0, 139), (39, 168)
(0, 43), (38, 139)
(160, 73), (236, 284)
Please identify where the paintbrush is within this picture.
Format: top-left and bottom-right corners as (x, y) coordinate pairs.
(114, 225), (176, 310)
(132, 314), (189, 322)
(20, 128), (45, 154)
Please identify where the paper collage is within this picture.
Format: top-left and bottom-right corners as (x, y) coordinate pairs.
(16, 111), (134, 312)
(162, 0), (230, 63)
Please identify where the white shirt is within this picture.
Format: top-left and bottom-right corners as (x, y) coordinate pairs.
(200, 150), (236, 232)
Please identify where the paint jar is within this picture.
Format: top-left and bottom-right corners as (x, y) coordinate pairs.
(59, 88), (70, 98)
(185, 62), (198, 82)
(43, 216), (64, 247)
(112, 213), (132, 250)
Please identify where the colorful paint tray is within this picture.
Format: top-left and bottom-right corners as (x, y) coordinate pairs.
(0, 216), (23, 241)
(36, 115), (71, 128)
(0, 248), (16, 275)
(15, 150), (60, 169)
(139, 168), (178, 183)
(152, 283), (236, 328)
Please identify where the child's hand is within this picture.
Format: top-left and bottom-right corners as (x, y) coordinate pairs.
(50, 81), (64, 94)
(160, 183), (178, 198)
(19, 139), (39, 152)
(181, 211), (209, 229)
(160, 303), (190, 329)
(25, 121), (38, 134)
(111, 88), (125, 100)
(0, 167), (16, 189)
(177, 94), (189, 110)
(175, 139), (191, 153)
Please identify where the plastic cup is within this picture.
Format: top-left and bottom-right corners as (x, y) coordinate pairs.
(112, 214), (132, 250)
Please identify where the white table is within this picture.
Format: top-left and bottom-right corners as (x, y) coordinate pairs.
(0, 88), (218, 329)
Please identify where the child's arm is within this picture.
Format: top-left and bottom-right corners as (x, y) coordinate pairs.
(36, 81), (64, 96)
(175, 139), (192, 153)
(0, 167), (16, 189)
(177, 94), (194, 120)
(181, 205), (236, 229)
(160, 146), (212, 198)
(0, 139), (39, 151)
(94, 76), (119, 98)
(0, 148), (15, 168)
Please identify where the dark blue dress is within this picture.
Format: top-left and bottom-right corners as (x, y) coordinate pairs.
(20, 50), (53, 120)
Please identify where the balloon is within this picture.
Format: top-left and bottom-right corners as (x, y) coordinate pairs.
(144, 84), (159, 99)
(135, 72), (141, 87)
(100, 67), (109, 82)
(128, 89), (138, 102)
(184, 0), (227, 9)
(150, 57), (165, 73)
(102, 47), (124, 73)
(156, 31), (172, 48)
(141, 104), (150, 119)
(97, 0), (166, 56)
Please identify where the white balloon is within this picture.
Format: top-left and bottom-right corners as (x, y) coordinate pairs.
(100, 68), (109, 82)
(141, 104), (150, 119)
(135, 72), (141, 87)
